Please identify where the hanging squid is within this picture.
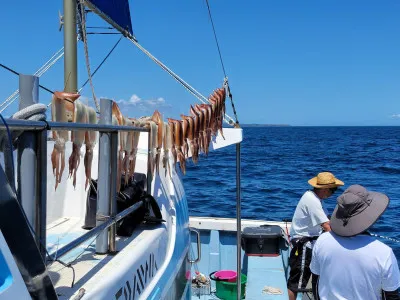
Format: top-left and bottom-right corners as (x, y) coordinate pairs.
(192, 105), (208, 155)
(122, 118), (134, 186)
(188, 108), (200, 163)
(51, 91), (80, 190)
(216, 88), (226, 139)
(148, 120), (158, 178)
(181, 115), (197, 164)
(209, 89), (225, 139)
(68, 101), (88, 189)
(111, 102), (125, 192)
(151, 110), (164, 175)
(84, 106), (97, 190)
(196, 104), (212, 155)
(180, 117), (189, 158)
(162, 123), (172, 177)
(128, 118), (141, 182)
(110, 114), (122, 192)
(190, 105), (204, 154)
(168, 118), (186, 175)
(167, 118), (177, 170)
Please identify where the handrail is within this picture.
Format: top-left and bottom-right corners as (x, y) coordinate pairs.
(0, 119), (47, 131)
(0, 115), (153, 263)
(0, 119), (150, 133)
(47, 201), (144, 263)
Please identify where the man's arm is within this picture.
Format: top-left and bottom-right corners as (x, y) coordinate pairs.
(382, 250), (400, 299)
(321, 221), (331, 232)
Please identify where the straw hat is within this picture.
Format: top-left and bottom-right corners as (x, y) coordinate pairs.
(330, 185), (389, 237)
(308, 172), (344, 189)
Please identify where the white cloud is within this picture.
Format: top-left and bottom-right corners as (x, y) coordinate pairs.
(391, 114), (400, 119)
(117, 94), (171, 115)
(117, 94), (141, 106)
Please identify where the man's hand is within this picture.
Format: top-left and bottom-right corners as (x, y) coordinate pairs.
(321, 221), (331, 232)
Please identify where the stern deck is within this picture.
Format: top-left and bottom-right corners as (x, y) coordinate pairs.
(188, 217), (312, 300)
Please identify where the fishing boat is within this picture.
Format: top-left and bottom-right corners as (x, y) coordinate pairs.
(0, 1), (310, 300)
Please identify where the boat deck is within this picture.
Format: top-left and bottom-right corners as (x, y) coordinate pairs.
(188, 217), (312, 300)
(46, 216), (166, 299)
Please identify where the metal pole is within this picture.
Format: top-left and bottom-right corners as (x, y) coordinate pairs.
(96, 98), (112, 254)
(36, 129), (47, 259)
(236, 142), (242, 300)
(64, 0), (78, 93)
(108, 131), (118, 253)
(17, 74), (38, 233)
(48, 201), (144, 262)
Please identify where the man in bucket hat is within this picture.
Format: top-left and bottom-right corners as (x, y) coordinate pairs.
(287, 172), (344, 300)
(310, 185), (400, 299)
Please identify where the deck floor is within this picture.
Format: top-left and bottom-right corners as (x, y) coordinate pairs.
(46, 217), (163, 299)
(46, 217), (114, 298)
(188, 217), (313, 300)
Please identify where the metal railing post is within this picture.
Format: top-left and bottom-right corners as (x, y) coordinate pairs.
(96, 98), (112, 254)
(108, 131), (118, 253)
(36, 129), (47, 259)
(17, 74), (44, 255)
(236, 142), (242, 300)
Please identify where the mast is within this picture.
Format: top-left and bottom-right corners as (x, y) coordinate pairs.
(63, 0), (78, 93)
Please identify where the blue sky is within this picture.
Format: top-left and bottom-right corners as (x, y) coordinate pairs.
(1, 1), (400, 126)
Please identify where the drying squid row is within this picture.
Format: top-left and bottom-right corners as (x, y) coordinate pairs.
(50, 86), (226, 190)
(51, 92), (99, 190)
(169, 87), (226, 174)
(50, 94), (147, 192)
(51, 91), (80, 190)
(142, 86), (227, 177)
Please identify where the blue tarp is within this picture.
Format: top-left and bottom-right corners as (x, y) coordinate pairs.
(87, 0), (133, 36)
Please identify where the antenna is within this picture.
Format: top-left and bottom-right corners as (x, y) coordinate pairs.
(58, 10), (64, 32)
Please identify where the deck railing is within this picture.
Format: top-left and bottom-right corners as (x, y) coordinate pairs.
(0, 102), (151, 262)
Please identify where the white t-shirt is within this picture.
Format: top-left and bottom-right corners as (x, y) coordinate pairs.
(290, 190), (329, 238)
(310, 232), (400, 300)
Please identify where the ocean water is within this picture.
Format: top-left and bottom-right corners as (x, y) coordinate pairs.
(182, 126), (400, 259)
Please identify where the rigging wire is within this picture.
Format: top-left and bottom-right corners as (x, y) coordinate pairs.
(0, 51), (64, 113)
(204, 0), (226, 78)
(204, 0), (239, 125)
(127, 37), (235, 125)
(0, 63), (55, 95)
(44, 35), (123, 109)
(86, 32), (121, 35)
(44, 37), (122, 111)
(0, 48), (63, 108)
(0, 36), (119, 114)
(86, 26), (114, 29)
(78, 0), (100, 112)
(79, 36), (123, 92)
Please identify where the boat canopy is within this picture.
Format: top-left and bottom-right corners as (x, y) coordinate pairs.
(85, 0), (133, 37)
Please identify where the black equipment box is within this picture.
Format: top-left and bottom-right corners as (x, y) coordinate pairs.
(241, 225), (283, 256)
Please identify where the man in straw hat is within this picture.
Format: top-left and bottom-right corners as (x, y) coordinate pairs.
(288, 172), (344, 300)
(310, 185), (400, 299)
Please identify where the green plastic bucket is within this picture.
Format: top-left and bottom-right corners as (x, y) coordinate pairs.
(210, 272), (247, 299)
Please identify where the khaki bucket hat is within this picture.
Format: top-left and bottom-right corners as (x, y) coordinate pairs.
(330, 185), (389, 237)
(308, 172), (344, 189)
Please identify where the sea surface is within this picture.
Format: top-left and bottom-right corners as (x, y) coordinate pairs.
(182, 126), (400, 259)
